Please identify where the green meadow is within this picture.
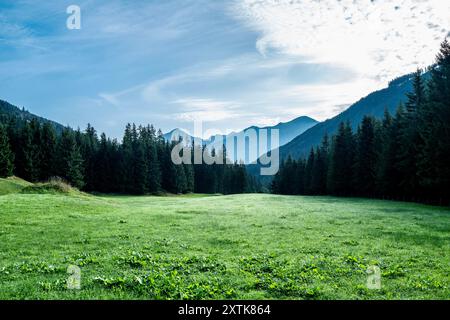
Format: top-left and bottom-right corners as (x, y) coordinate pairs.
(0, 178), (449, 300)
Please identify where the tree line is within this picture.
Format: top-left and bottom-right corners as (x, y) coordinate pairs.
(272, 40), (450, 205)
(0, 118), (260, 195)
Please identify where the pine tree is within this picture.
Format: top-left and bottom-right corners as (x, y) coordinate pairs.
(353, 116), (377, 197)
(294, 158), (306, 194)
(18, 122), (39, 182)
(160, 141), (178, 193)
(80, 124), (98, 191)
(375, 109), (396, 198)
(279, 155), (296, 195)
(67, 144), (85, 189)
(143, 125), (161, 193)
(120, 123), (134, 193)
(418, 40), (450, 202)
(0, 124), (14, 178)
(95, 133), (112, 192)
(129, 125), (147, 195)
(396, 69), (425, 199)
(311, 135), (329, 195)
(55, 128), (85, 188)
(327, 122), (355, 196)
(39, 123), (57, 181)
(304, 148), (315, 194)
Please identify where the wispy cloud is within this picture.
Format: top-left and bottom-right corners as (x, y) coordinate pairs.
(171, 97), (242, 122)
(233, 0), (450, 85)
(2, 1), (448, 139)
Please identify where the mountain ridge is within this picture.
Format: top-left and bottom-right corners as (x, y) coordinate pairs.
(0, 99), (66, 133)
(164, 115), (318, 151)
(278, 72), (426, 160)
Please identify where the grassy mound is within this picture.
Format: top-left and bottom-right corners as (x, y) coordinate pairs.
(20, 177), (80, 195)
(0, 176), (33, 195)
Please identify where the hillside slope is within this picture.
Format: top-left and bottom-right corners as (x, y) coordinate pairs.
(0, 176), (32, 195)
(279, 72), (425, 160)
(0, 99), (66, 133)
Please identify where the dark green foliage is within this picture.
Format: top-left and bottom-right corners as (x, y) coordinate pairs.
(396, 70), (425, 198)
(0, 124), (14, 177)
(0, 106), (254, 194)
(66, 144), (85, 190)
(375, 109), (400, 197)
(327, 122), (355, 196)
(272, 40), (450, 205)
(16, 120), (40, 182)
(39, 123), (57, 181)
(417, 40), (450, 203)
(353, 116), (377, 196)
(55, 129), (85, 189)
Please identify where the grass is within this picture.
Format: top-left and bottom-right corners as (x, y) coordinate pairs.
(20, 177), (83, 196)
(0, 176), (32, 195)
(0, 187), (449, 300)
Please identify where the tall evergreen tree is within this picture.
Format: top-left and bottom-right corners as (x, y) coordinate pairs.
(0, 124), (14, 178)
(418, 39), (450, 202)
(55, 128), (85, 188)
(17, 121), (39, 182)
(397, 69), (425, 199)
(311, 135), (329, 195)
(66, 144), (85, 189)
(79, 124), (98, 191)
(304, 148), (315, 194)
(327, 122), (355, 196)
(375, 109), (396, 198)
(39, 123), (57, 181)
(353, 116), (377, 196)
(143, 125), (161, 193)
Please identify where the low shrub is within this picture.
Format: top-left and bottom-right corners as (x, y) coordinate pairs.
(21, 177), (75, 194)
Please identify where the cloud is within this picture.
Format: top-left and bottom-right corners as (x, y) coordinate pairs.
(171, 98), (242, 122)
(233, 0), (450, 86)
(5, 1), (448, 139)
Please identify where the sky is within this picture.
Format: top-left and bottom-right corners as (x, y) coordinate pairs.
(1, 0), (449, 138)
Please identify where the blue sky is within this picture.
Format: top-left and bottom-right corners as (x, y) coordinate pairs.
(1, 0), (449, 138)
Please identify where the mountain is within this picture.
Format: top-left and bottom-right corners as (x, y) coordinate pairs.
(247, 70), (429, 183)
(278, 71), (428, 161)
(247, 116), (318, 148)
(163, 128), (198, 144)
(0, 99), (66, 133)
(164, 116), (318, 162)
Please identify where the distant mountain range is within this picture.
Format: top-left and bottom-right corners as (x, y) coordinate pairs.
(277, 71), (428, 161)
(164, 116), (318, 162)
(245, 71), (425, 181)
(1, 69), (422, 170)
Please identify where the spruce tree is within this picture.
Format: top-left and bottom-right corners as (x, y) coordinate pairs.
(353, 116), (377, 197)
(18, 122), (39, 182)
(397, 69), (425, 199)
(80, 124), (99, 191)
(418, 40), (450, 202)
(375, 109), (396, 198)
(67, 144), (85, 189)
(39, 123), (57, 181)
(304, 148), (315, 194)
(55, 128), (85, 188)
(327, 122), (355, 196)
(0, 125), (14, 178)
